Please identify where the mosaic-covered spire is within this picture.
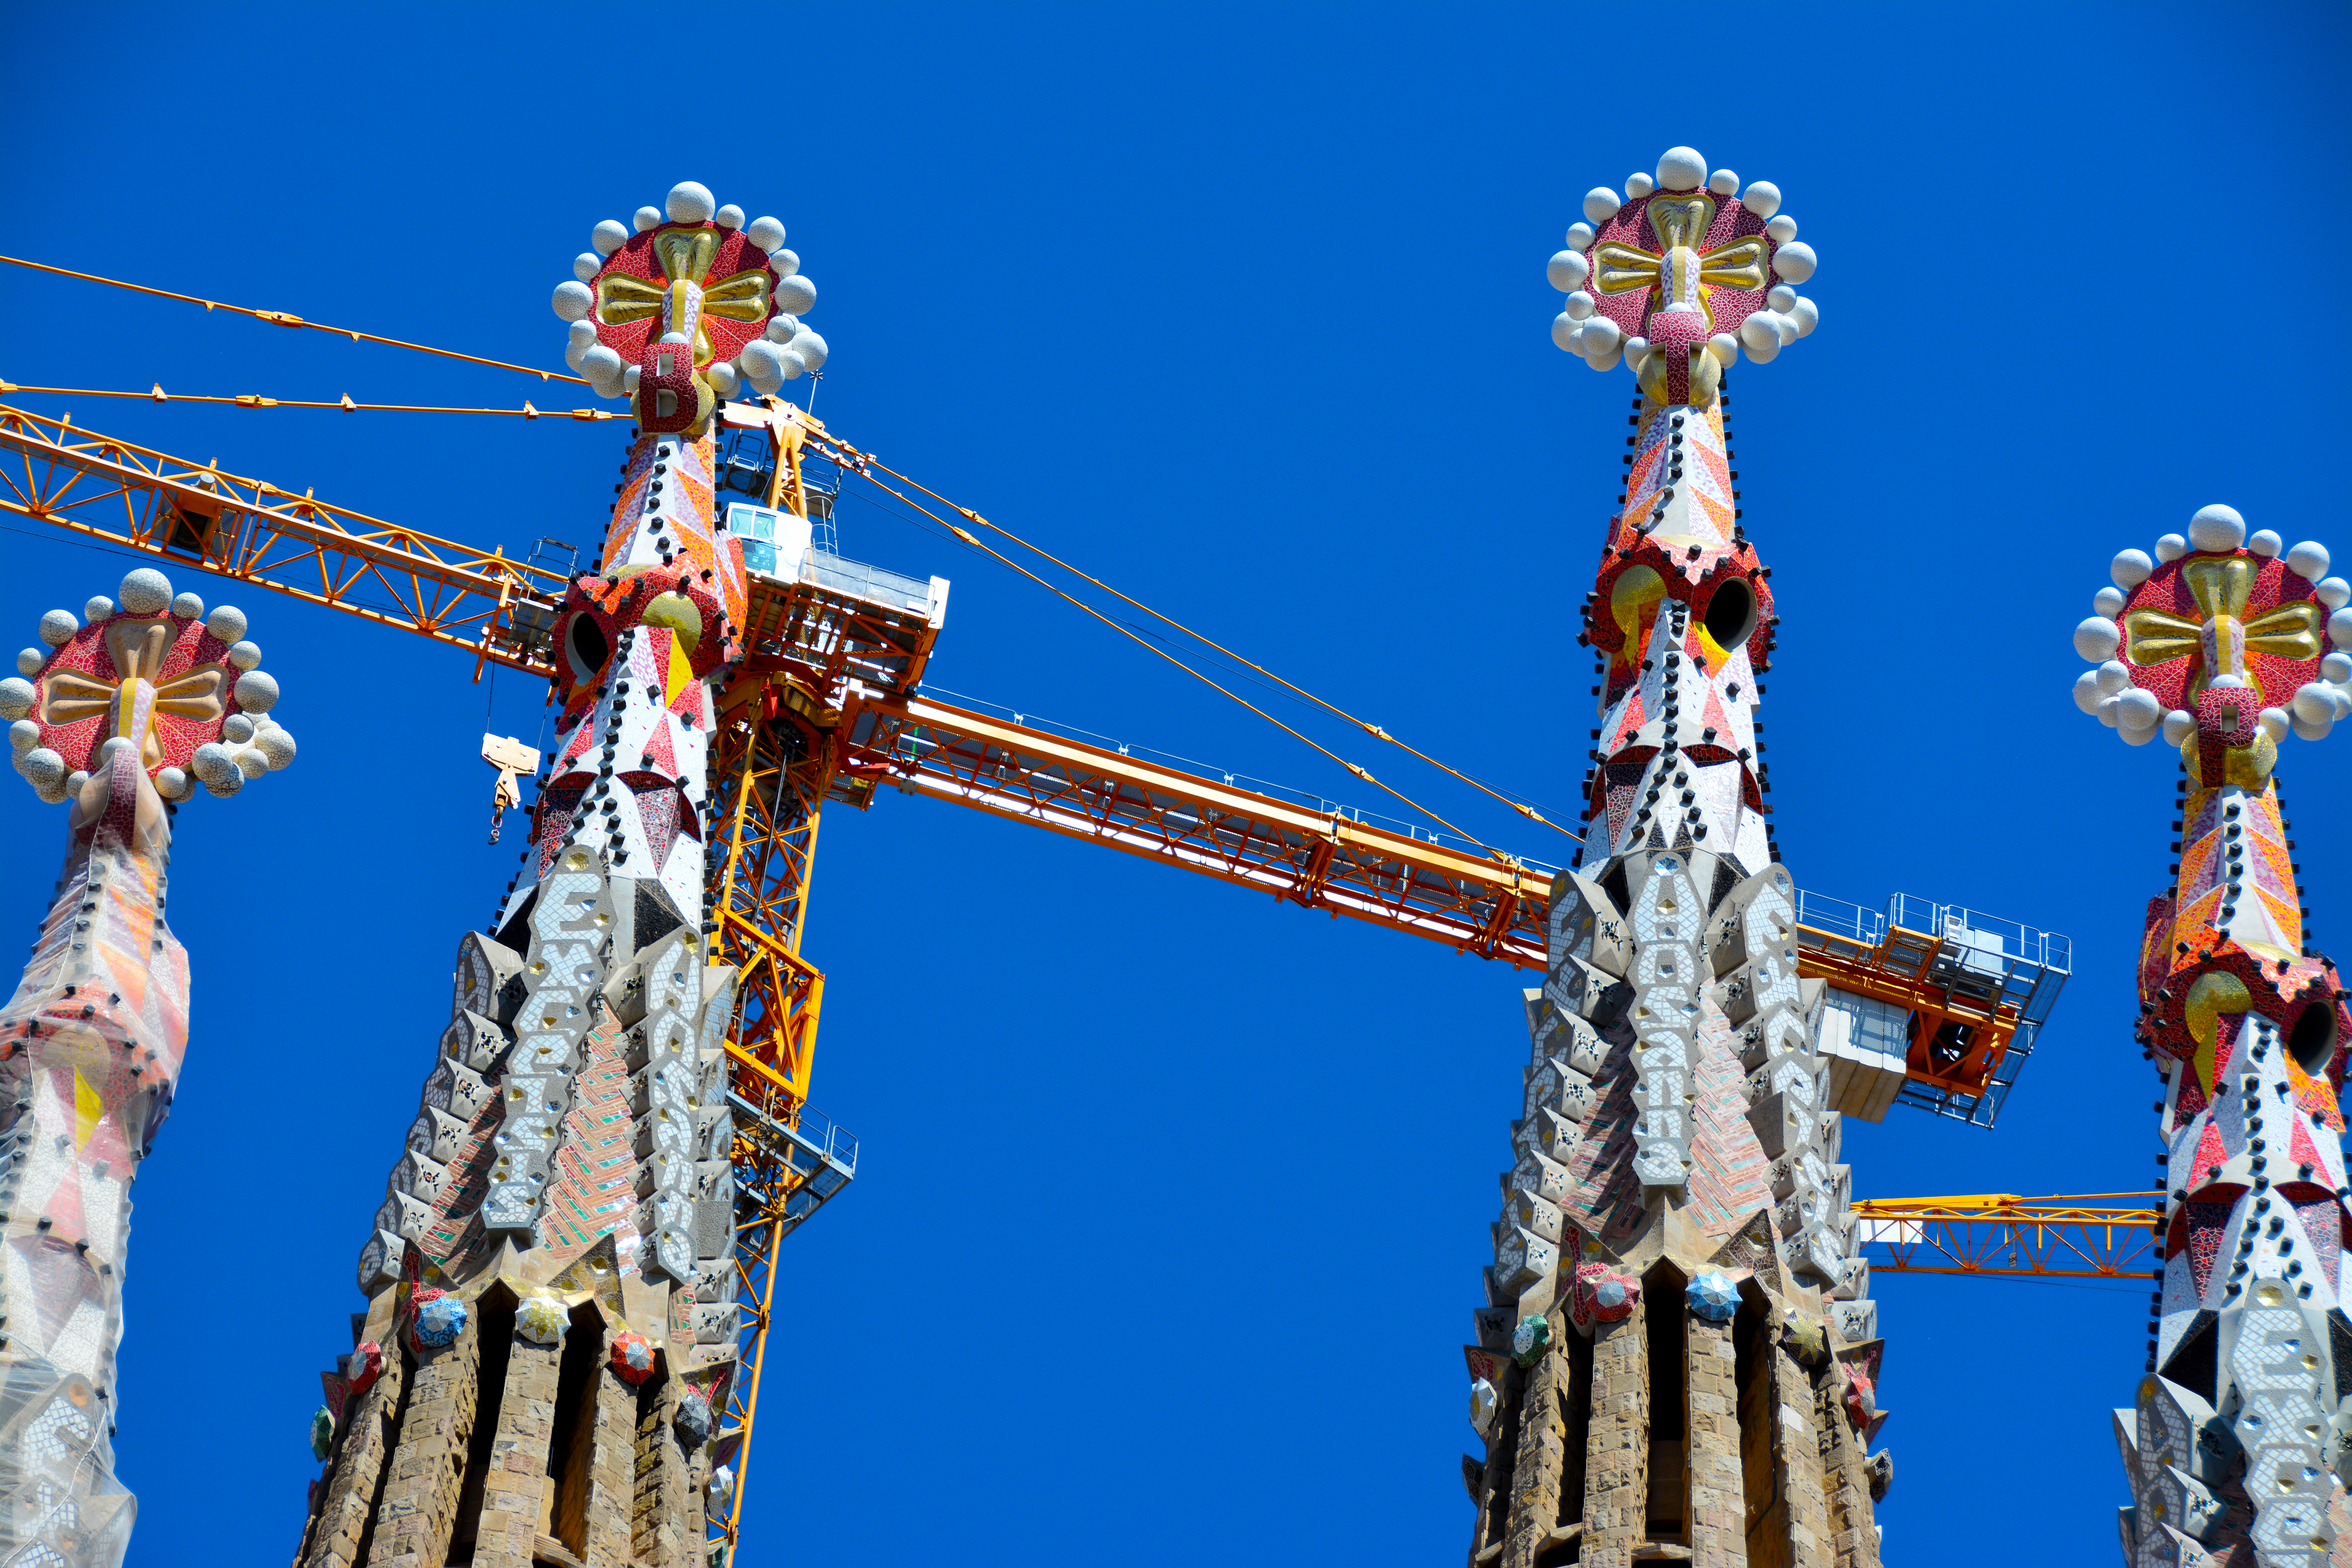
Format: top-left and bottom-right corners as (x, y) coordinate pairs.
(0, 566), (292, 1568)
(1465, 149), (1891, 1568)
(296, 181), (779, 1568)
(2079, 506), (2352, 1568)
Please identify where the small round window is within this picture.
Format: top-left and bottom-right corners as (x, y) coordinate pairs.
(1702, 577), (1757, 651)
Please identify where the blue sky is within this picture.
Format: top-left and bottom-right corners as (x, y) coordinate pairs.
(4, 3), (2350, 1564)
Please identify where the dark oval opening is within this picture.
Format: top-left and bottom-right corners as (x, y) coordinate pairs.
(2287, 1001), (2338, 1076)
(566, 613), (610, 681)
(1703, 577), (1757, 651)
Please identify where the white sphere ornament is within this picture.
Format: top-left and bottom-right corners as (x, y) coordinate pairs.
(1708, 333), (1740, 366)
(2111, 548), (2154, 589)
(8, 719), (34, 751)
(2093, 586), (2126, 618)
(256, 728), (296, 770)
(2330, 606), (2352, 649)
(715, 204), (744, 230)
(2187, 504), (2247, 553)
(1565, 222), (1596, 249)
(572, 253), (601, 282)
(235, 747), (268, 780)
(2162, 710), (2197, 745)
(665, 181), (716, 224)
(704, 361), (740, 398)
(20, 748), (65, 790)
(770, 248), (800, 279)
(1768, 285), (1797, 312)
(2074, 616), (2122, 661)
(2260, 706), (2292, 739)
(203, 765), (244, 798)
(2292, 707), (2334, 742)
(622, 365), (641, 393)
(227, 640), (262, 671)
(1563, 290), (1596, 321)
(1625, 173), (1655, 200)
(2286, 541), (2331, 581)
(83, 597), (112, 621)
(592, 220), (630, 256)
(580, 344), (623, 384)
(2154, 534), (2187, 563)
(746, 216), (786, 251)
(154, 766), (188, 800)
(1587, 344), (1624, 373)
(1741, 181), (1782, 219)
(2072, 670), (2104, 713)
(562, 338), (589, 372)
(2097, 693), (2124, 728)
(15, 650), (40, 677)
(1771, 242), (1818, 283)
(1583, 187), (1621, 225)
(0, 678), (33, 720)
(1741, 330), (1780, 364)
(1548, 250), (1591, 292)
(1787, 298), (1818, 336)
(1551, 313), (1581, 352)
(2122, 720), (2161, 746)
(1622, 336), (1651, 368)
(233, 669), (281, 713)
(1739, 314), (1782, 352)
(2316, 576), (2351, 610)
(2118, 687), (2162, 727)
(2249, 529), (2283, 557)
(171, 591), (203, 619)
(568, 320), (599, 352)
(777, 347), (809, 380)
(118, 568), (172, 614)
(1765, 214), (1798, 245)
(764, 314), (799, 343)
(1708, 169), (1740, 196)
(205, 605), (247, 643)
(739, 339), (784, 391)
(222, 714), (254, 744)
(2096, 659), (2132, 694)
(789, 329), (828, 371)
(37, 610), (76, 646)
(2293, 683), (2337, 723)
(2323, 651), (2352, 682)
(552, 282), (593, 322)
(775, 275), (816, 315)
(633, 207), (662, 233)
(1655, 147), (1707, 191)
(1577, 316), (1621, 354)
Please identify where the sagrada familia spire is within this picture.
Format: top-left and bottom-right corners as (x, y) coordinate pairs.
(2081, 507), (2352, 1567)
(1460, 146), (1889, 1568)
(0, 569), (292, 1565)
(285, 180), (821, 1568)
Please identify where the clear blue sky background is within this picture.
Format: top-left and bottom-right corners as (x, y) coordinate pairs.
(4, 4), (2350, 1564)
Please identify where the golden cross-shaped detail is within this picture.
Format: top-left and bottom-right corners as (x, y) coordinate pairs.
(40, 618), (225, 767)
(2124, 557), (2321, 702)
(594, 227), (773, 368)
(1589, 194), (1768, 332)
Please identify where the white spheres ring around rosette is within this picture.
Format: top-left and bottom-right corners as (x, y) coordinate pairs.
(2069, 504), (2352, 747)
(0, 566), (293, 806)
(550, 180), (829, 401)
(1546, 145), (1819, 375)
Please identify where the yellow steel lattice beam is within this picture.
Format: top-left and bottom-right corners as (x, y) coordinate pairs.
(1850, 1193), (2163, 1279)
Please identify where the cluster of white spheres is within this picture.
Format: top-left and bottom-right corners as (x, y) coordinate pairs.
(1547, 146), (1820, 373)
(0, 568), (293, 805)
(2070, 505), (2352, 746)
(551, 181), (829, 403)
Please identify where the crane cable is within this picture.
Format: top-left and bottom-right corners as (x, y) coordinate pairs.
(847, 468), (1521, 859)
(0, 382), (618, 419)
(0, 255), (589, 385)
(844, 452), (1582, 845)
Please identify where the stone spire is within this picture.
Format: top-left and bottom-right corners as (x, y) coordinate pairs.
(0, 565), (293, 1568)
(292, 179), (809, 1568)
(2078, 505), (2352, 1567)
(1463, 147), (1891, 1568)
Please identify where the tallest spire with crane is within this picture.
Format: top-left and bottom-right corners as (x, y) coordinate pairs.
(1461, 147), (1891, 1568)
